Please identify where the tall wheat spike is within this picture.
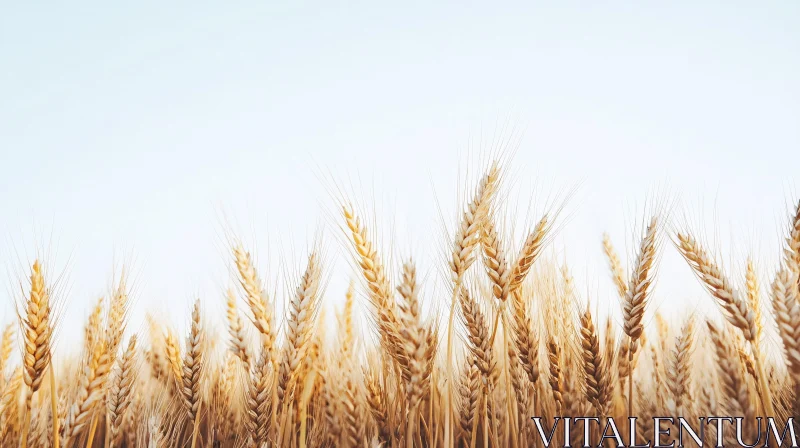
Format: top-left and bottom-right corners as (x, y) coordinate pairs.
(181, 299), (204, 448)
(676, 232), (774, 417)
(1, 368), (23, 444)
(61, 331), (109, 445)
(444, 162), (500, 448)
(666, 316), (695, 416)
(602, 233), (628, 300)
(706, 320), (754, 421)
(785, 200), (800, 270)
(396, 259), (435, 447)
(580, 306), (611, 415)
(623, 217), (658, 353)
(481, 217), (511, 303)
(0, 324), (15, 379)
(246, 345), (272, 446)
(278, 251), (322, 403)
(745, 259), (764, 342)
(108, 335), (138, 448)
(771, 266), (800, 380)
(546, 336), (563, 415)
(225, 288), (251, 367)
(622, 216), (659, 416)
(18, 260), (56, 448)
(233, 245), (276, 357)
(277, 250), (322, 446)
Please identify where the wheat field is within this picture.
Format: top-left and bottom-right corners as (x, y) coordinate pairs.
(1, 160), (799, 448)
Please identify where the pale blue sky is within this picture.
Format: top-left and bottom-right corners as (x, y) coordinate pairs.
(1, 2), (799, 348)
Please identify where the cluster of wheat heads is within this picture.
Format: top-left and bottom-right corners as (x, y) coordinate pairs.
(2, 161), (800, 448)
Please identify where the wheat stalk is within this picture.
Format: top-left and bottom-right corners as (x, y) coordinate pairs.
(61, 334), (110, 445)
(481, 217), (510, 303)
(546, 336), (563, 415)
(225, 288), (251, 367)
(622, 216), (659, 416)
(342, 205), (407, 373)
(706, 320), (754, 420)
(233, 245), (276, 356)
(396, 260), (435, 446)
(108, 335), (138, 448)
(745, 259), (764, 342)
(444, 161), (500, 448)
(342, 374), (361, 448)
(458, 287), (494, 381)
(785, 200), (800, 270)
(580, 306), (611, 415)
(0, 324), (15, 384)
(18, 260), (56, 448)
(602, 233), (628, 300)
(771, 266), (800, 380)
(666, 317), (695, 416)
(181, 299), (204, 448)
(246, 345), (272, 446)
(676, 232), (774, 417)
(278, 251), (322, 403)
(624, 217), (658, 352)
(676, 233), (755, 340)
(1, 368), (23, 444)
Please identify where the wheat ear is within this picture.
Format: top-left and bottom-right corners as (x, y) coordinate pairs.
(246, 345), (272, 446)
(771, 267), (800, 380)
(666, 316), (695, 416)
(444, 161), (500, 448)
(478, 216), (512, 447)
(481, 216), (511, 303)
(624, 217), (658, 352)
(546, 336), (563, 415)
(458, 287), (494, 381)
(623, 216), (659, 416)
(61, 335), (110, 445)
(233, 245), (276, 356)
(785, 199), (800, 270)
(396, 260), (436, 447)
(181, 299), (204, 448)
(108, 336), (138, 448)
(1, 368), (23, 444)
(298, 367), (318, 448)
(341, 205), (403, 357)
(164, 328), (183, 387)
(277, 251), (323, 445)
(602, 233), (628, 300)
(340, 280), (355, 354)
(19, 260), (55, 448)
(676, 233), (774, 417)
(342, 374), (361, 448)
(510, 289), (539, 386)
(106, 274), (131, 365)
(225, 289), (251, 367)
(676, 233), (755, 341)
(278, 251), (322, 404)
(745, 259), (764, 342)
(0, 324), (14, 386)
(457, 356), (480, 443)
(580, 306), (611, 415)
(505, 218), (552, 385)
(706, 320), (754, 420)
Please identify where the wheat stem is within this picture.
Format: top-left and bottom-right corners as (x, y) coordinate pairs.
(49, 364), (59, 448)
(86, 414), (98, 448)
